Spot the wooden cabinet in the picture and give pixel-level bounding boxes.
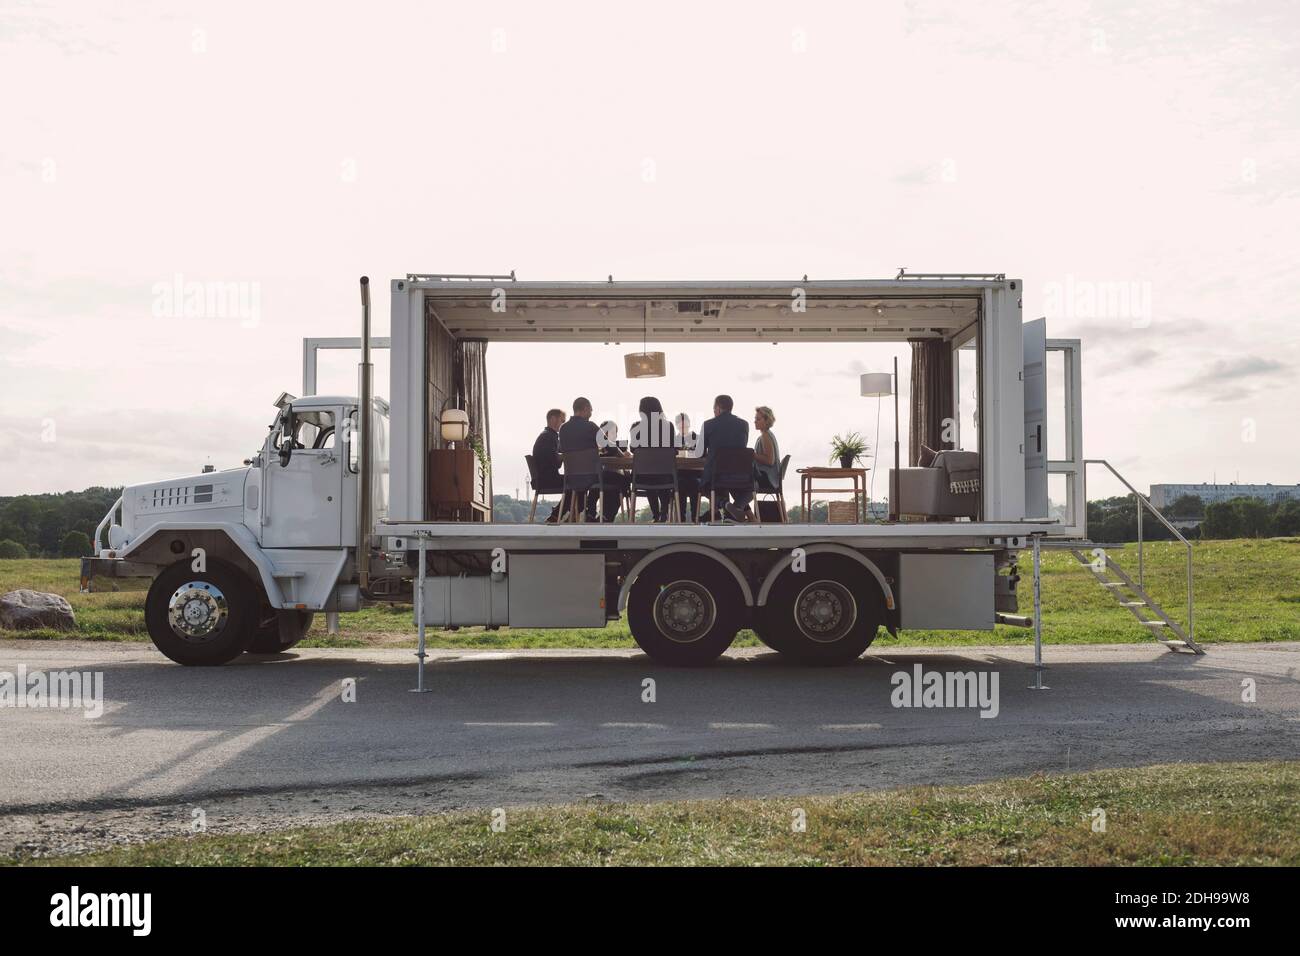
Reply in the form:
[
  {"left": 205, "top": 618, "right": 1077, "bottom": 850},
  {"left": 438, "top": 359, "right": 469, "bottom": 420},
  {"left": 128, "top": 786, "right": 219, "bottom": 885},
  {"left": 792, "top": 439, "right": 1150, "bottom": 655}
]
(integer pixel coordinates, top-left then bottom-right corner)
[{"left": 428, "top": 448, "right": 490, "bottom": 521}]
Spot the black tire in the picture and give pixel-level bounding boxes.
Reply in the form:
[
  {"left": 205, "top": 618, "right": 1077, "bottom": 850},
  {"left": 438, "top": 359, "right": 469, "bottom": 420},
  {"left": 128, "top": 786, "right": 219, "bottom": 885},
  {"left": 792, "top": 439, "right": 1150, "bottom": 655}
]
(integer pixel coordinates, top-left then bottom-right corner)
[
  {"left": 144, "top": 559, "right": 258, "bottom": 665},
  {"left": 247, "top": 609, "right": 314, "bottom": 654},
  {"left": 749, "top": 615, "right": 797, "bottom": 655},
  {"left": 627, "top": 556, "right": 742, "bottom": 666},
  {"left": 757, "top": 555, "right": 884, "bottom": 665}
]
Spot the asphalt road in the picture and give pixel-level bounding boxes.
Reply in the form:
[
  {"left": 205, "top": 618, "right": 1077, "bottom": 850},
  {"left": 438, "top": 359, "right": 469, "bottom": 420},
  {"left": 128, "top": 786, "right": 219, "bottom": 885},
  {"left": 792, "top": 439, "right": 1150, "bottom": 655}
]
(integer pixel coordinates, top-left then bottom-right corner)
[{"left": 2, "top": 640, "right": 1298, "bottom": 855}]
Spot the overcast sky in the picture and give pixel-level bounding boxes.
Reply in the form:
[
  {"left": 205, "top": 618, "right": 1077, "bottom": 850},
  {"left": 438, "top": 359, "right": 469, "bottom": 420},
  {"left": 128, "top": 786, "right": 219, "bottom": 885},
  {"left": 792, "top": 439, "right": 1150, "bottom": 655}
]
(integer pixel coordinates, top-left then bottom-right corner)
[{"left": 2, "top": 0, "right": 1297, "bottom": 503}]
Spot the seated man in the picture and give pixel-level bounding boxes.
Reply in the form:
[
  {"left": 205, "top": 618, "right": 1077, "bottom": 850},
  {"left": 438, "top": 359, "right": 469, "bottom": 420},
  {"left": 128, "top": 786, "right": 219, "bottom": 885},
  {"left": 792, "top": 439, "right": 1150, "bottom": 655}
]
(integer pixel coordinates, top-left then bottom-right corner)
[
  {"left": 532, "top": 408, "right": 566, "bottom": 522},
  {"left": 558, "top": 397, "right": 622, "bottom": 522},
  {"left": 699, "top": 393, "right": 751, "bottom": 522}
]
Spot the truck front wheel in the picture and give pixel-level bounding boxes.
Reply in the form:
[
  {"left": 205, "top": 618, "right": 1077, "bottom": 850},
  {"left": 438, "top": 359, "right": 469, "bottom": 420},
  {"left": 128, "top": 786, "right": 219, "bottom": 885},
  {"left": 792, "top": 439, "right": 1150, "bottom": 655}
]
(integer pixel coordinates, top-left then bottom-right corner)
[
  {"left": 145, "top": 559, "right": 258, "bottom": 665},
  {"left": 627, "top": 557, "right": 742, "bottom": 666}
]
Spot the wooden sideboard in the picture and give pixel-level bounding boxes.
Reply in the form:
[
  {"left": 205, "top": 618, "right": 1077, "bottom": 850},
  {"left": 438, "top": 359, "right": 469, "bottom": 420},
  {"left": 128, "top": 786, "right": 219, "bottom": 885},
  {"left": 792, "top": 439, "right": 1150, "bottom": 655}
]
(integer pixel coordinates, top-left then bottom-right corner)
[{"left": 428, "top": 448, "right": 490, "bottom": 521}]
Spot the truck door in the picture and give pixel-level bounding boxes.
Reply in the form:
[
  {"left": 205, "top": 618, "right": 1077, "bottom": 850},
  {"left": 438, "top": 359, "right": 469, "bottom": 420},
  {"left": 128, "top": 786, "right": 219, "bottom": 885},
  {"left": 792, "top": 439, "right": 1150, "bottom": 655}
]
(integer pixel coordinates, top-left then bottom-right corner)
[
  {"left": 1023, "top": 317, "right": 1049, "bottom": 519},
  {"left": 262, "top": 406, "right": 344, "bottom": 548},
  {"left": 1046, "top": 336, "right": 1085, "bottom": 537}
]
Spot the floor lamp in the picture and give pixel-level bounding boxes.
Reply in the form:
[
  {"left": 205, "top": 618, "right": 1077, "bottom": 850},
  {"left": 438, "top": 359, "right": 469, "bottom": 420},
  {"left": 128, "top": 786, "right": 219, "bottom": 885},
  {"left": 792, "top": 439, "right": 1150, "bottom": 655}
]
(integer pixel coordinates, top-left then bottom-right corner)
[{"left": 860, "top": 359, "right": 898, "bottom": 521}]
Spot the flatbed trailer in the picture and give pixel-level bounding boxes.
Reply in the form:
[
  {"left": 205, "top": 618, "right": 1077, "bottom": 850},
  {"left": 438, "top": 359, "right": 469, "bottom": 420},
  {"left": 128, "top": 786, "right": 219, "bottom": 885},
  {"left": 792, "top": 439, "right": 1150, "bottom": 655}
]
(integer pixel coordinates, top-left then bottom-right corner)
[{"left": 83, "top": 270, "right": 1201, "bottom": 671}]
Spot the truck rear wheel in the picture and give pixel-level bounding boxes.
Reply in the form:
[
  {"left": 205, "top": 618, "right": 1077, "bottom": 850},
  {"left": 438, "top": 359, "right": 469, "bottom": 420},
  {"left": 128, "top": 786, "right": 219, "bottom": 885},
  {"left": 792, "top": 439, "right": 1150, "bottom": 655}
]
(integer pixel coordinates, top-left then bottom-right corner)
[
  {"left": 145, "top": 559, "right": 257, "bottom": 665},
  {"left": 627, "top": 556, "right": 742, "bottom": 666},
  {"left": 248, "top": 609, "right": 314, "bottom": 654},
  {"left": 756, "top": 555, "right": 883, "bottom": 665}
]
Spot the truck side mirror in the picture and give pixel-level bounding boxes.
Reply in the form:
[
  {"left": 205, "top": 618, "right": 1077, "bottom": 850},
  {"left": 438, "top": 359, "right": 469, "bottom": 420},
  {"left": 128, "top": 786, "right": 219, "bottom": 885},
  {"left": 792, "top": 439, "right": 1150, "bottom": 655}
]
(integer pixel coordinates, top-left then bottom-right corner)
[{"left": 276, "top": 407, "right": 295, "bottom": 467}]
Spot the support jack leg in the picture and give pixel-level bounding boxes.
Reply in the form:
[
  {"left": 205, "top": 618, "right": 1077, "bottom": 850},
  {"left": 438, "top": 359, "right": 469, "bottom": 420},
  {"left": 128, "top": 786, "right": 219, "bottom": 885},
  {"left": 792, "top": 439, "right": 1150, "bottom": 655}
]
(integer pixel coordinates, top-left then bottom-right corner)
[
  {"left": 1028, "top": 534, "right": 1049, "bottom": 691},
  {"left": 411, "top": 536, "right": 431, "bottom": 693}
]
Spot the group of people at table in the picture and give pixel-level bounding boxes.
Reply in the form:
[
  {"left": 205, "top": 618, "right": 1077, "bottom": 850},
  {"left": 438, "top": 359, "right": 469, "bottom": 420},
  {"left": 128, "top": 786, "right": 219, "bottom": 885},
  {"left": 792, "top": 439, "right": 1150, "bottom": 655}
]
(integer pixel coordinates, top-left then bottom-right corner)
[{"left": 531, "top": 394, "right": 781, "bottom": 523}]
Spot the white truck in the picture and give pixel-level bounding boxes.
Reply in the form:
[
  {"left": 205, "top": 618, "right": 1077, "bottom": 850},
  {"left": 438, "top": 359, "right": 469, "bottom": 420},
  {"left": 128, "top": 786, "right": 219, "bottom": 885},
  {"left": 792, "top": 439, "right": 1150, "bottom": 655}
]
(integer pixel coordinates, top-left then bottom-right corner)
[{"left": 83, "top": 271, "right": 1199, "bottom": 669}]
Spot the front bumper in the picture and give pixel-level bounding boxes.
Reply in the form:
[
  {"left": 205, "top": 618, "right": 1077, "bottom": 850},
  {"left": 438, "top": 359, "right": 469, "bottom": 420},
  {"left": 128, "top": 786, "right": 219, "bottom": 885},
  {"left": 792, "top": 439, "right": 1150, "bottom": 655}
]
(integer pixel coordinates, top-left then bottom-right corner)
[{"left": 80, "top": 556, "right": 158, "bottom": 593}]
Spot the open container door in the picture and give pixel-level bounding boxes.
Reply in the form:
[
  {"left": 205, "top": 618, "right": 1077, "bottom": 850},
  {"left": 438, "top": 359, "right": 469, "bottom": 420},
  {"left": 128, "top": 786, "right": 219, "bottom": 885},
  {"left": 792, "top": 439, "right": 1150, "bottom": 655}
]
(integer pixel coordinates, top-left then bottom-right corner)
[
  {"left": 1022, "top": 317, "right": 1049, "bottom": 519},
  {"left": 1046, "top": 335, "right": 1085, "bottom": 537}
]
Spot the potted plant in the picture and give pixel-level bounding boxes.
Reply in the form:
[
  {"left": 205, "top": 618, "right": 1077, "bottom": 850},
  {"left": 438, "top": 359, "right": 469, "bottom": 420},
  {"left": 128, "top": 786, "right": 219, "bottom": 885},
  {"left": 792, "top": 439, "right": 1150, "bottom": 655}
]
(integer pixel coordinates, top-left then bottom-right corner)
[
  {"left": 468, "top": 433, "right": 491, "bottom": 475},
  {"left": 829, "top": 432, "right": 869, "bottom": 469}
]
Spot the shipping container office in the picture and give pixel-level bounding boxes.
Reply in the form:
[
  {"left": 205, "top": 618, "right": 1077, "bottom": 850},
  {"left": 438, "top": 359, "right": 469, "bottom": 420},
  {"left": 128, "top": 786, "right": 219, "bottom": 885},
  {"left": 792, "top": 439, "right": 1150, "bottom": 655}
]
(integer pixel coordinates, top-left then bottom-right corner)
[{"left": 373, "top": 273, "right": 1086, "bottom": 665}]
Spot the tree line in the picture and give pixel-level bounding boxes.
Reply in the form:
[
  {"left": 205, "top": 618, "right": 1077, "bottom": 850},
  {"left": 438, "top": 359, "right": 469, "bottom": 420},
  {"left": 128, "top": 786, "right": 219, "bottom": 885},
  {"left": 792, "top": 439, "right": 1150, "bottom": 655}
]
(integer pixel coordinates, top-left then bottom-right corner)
[
  {"left": 1089, "top": 493, "right": 1300, "bottom": 542},
  {"left": 0, "top": 487, "right": 121, "bottom": 558},
  {"left": 1, "top": 488, "right": 1295, "bottom": 559}
]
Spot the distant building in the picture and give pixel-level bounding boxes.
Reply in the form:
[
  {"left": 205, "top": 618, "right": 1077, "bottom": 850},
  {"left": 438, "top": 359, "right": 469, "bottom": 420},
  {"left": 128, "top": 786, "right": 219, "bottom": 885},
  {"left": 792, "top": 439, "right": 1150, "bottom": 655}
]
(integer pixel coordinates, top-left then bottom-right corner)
[{"left": 1149, "top": 483, "right": 1300, "bottom": 510}]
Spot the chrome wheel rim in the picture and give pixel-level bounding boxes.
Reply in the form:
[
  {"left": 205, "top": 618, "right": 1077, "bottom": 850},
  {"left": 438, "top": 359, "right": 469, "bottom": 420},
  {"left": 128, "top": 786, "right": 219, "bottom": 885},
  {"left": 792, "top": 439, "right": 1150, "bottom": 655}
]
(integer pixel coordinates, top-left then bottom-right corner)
[
  {"left": 168, "top": 581, "right": 229, "bottom": 642},
  {"left": 793, "top": 579, "right": 856, "bottom": 643},
  {"left": 653, "top": 580, "right": 716, "bottom": 643}
]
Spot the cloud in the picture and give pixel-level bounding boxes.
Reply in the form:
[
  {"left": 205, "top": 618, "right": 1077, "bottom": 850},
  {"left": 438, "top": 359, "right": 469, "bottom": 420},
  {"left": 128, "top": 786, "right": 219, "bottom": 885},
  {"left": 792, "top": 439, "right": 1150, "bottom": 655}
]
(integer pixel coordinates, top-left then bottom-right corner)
[
  {"left": 1059, "top": 317, "right": 1207, "bottom": 349},
  {"left": 1093, "top": 346, "right": 1159, "bottom": 377},
  {"left": 1207, "top": 386, "right": 1252, "bottom": 404},
  {"left": 1196, "top": 356, "right": 1288, "bottom": 384},
  {"left": 1176, "top": 355, "right": 1292, "bottom": 406}
]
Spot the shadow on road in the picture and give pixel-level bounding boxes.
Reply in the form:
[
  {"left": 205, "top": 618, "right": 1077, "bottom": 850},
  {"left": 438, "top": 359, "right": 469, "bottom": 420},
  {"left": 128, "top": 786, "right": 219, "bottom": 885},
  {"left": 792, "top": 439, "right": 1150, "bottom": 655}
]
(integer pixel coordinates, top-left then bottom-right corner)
[{"left": 2, "top": 643, "right": 1295, "bottom": 814}]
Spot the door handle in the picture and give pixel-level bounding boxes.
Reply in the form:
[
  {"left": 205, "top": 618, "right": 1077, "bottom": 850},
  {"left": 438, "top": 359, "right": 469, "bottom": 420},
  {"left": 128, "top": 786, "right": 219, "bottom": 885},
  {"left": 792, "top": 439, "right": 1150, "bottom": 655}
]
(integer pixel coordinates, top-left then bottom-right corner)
[{"left": 1036, "top": 425, "right": 1043, "bottom": 454}]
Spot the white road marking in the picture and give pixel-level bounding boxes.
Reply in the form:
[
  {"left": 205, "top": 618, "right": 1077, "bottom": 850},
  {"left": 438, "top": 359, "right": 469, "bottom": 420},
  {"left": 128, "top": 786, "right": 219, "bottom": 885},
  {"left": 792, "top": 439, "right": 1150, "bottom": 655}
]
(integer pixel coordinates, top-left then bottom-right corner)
[
  {"left": 820, "top": 723, "right": 883, "bottom": 730},
  {"left": 463, "top": 721, "right": 556, "bottom": 727},
  {"left": 601, "top": 722, "right": 669, "bottom": 729},
  {"left": 709, "top": 722, "right": 774, "bottom": 730}
]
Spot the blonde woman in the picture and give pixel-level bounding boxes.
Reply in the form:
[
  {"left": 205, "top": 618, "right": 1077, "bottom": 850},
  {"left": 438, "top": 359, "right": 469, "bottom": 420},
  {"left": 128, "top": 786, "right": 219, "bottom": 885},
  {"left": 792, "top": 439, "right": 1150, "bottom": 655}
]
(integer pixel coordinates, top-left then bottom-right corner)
[{"left": 752, "top": 406, "right": 781, "bottom": 496}]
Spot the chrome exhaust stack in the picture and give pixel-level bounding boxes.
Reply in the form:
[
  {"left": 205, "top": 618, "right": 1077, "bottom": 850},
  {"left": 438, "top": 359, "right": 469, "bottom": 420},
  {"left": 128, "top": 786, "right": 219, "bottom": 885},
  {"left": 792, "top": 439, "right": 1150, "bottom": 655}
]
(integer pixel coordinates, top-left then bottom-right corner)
[{"left": 357, "top": 276, "right": 373, "bottom": 591}]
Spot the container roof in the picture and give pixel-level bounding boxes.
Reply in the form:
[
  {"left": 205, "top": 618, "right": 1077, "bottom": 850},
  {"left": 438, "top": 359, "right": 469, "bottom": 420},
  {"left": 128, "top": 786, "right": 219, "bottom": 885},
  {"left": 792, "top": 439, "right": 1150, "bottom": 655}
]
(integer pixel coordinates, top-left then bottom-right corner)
[{"left": 403, "top": 277, "right": 1010, "bottom": 343}]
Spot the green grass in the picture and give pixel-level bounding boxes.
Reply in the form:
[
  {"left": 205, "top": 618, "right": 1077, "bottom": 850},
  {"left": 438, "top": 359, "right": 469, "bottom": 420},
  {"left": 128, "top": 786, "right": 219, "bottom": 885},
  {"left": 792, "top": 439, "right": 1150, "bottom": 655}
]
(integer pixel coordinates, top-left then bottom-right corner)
[
  {"left": 3, "top": 537, "right": 1299, "bottom": 648},
  {"left": 22, "top": 761, "right": 1299, "bottom": 866}
]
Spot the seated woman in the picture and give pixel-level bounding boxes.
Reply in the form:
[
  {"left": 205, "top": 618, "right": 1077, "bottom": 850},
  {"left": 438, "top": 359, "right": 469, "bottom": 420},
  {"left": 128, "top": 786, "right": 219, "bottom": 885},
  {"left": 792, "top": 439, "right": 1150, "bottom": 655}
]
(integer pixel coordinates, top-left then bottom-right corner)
[
  {"left": 750, "top": 405, "right": 781, "bottom": 520},
  {"left": 628, "top": 396, "right": 676, "bottom": 522}
]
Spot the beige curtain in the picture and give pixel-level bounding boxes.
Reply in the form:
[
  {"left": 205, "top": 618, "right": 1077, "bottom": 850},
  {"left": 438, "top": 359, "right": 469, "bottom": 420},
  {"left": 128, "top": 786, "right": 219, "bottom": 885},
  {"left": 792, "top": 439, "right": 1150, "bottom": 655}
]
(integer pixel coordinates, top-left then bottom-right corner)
[{"left": 454, "top": 338, "right": 491, "bottom": 500}]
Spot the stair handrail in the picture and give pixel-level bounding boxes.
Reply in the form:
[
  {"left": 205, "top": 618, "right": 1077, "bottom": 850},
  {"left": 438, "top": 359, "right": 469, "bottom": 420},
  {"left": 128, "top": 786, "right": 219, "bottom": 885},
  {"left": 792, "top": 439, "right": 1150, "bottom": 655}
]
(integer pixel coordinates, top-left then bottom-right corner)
[{"left": 1084, "top": 459, "right": 1194, "bottom": 644}]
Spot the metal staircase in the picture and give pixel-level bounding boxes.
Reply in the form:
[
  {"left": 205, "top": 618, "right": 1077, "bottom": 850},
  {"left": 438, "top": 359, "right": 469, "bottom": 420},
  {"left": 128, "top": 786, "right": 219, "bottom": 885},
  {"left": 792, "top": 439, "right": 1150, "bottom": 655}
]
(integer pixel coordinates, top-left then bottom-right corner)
[
  {"left": 1074, "top": 459, "right": 1203, "bottom": 655},
  {"left": 1068, "top": 548, "right": 1202, "bottom": 654}
]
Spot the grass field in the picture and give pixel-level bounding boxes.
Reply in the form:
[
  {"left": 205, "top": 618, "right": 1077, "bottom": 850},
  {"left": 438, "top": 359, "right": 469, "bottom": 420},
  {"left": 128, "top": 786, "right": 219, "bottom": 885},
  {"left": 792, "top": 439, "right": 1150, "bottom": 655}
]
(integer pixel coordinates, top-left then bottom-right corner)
[
  {"left": 24, "top": 761, "right": 1299, "bottom": 866},
  {"left": 2, "top": 537, "right": 1298, "bottom": 649}
]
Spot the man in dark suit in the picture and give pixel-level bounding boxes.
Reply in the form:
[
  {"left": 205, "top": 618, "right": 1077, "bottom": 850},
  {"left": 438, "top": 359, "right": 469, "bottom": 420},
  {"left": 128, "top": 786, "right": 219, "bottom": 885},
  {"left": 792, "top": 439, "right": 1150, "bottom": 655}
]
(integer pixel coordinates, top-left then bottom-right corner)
[
  {"left": 532, "top": 408, "right": 566, "bottom": 522},
  {"left": 558, "top": 396, "right": 620, "bottom": 521},
  {"left": 699, "top": 394, "right": 750, "bottom": 521}
]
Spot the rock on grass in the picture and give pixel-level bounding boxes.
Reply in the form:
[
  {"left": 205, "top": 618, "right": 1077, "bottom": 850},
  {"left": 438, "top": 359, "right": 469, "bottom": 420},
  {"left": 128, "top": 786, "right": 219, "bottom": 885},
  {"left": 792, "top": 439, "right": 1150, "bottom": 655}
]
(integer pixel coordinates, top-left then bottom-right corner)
[{"left": 0, "top": 589, "right": 76, "bottom": 631}]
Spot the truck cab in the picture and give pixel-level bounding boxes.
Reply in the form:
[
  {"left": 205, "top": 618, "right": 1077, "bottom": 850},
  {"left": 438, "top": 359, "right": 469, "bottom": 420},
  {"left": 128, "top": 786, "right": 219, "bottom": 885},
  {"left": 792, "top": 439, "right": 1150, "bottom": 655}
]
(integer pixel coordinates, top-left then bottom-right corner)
[
  {"left": 84, "top": 394, "right": 388, "bottom": 665},
  {"left": 253, "top": 396, "right": 361, "bottom": 549}
]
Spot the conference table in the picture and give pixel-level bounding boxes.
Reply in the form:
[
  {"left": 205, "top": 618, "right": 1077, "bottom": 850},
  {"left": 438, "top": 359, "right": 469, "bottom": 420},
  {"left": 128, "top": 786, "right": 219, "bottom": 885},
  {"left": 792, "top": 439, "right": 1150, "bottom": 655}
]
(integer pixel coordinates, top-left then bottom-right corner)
[
  {"left": 555, "top": 451, "right": 705, "bottom": 522},
  {"left": 558, "top": 451, "right": 705, "bottom": 472}
]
